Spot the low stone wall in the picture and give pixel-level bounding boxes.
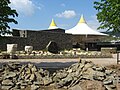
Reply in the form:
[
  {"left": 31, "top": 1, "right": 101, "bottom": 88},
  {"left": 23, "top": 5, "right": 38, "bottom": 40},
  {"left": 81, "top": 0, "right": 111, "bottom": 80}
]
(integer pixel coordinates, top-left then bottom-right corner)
[{"left": 101, "top": 47, "right": 117, "bottom": 53}]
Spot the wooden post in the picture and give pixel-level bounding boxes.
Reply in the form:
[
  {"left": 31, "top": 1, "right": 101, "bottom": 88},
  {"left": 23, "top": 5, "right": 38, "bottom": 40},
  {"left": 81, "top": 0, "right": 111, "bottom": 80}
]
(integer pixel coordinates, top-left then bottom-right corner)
[{"left": 117, "top": 52, "right": 119, "bottom": 64}]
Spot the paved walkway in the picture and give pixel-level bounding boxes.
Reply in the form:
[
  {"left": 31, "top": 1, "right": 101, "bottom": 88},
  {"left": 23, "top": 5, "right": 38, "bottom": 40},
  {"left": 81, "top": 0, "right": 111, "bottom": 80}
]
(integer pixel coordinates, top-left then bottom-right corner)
[
  {"left": 0, "top": 54, "right": 119, "bottom": 67},
  {"left": 81, "top": 54, "right": 118, "bottom": 66}
]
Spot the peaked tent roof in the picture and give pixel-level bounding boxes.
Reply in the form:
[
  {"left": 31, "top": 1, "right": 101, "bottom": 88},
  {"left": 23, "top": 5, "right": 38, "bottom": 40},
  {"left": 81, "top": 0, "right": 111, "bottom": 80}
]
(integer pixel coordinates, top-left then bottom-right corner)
[
  {"left": 48, "top": 19, "right": 59, "bottom": 29},
  {"left": 65, "top": 15, "right": 107, "bottom": 36}
]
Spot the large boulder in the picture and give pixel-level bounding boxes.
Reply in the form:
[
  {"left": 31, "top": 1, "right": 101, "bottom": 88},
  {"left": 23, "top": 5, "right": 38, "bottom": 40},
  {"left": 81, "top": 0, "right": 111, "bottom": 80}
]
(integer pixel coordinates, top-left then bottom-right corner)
[
  {"left": 46, "top": 41, "right": 59, "bottom": 54},
  {"left": 79, "top": 80, "right": 105, "bottom": 90}
]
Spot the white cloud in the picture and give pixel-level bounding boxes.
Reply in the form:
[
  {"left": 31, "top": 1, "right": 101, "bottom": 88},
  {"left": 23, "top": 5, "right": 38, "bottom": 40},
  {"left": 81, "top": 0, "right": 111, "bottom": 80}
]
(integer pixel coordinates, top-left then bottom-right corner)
[
  {"left": 10, "top": 0, "right": 35, "bottom": 16},
  {"left": 35, "top": 3, "right": 44, "bottom": 10},
  {"left": 37, "top": 7, "right": 41, "bottom": 10},
  {"left": 55, "top": 10, "right": 76, "bottom": 19},
  {"left": 61, "top": 3, "right": 65, "bottom": 7}
]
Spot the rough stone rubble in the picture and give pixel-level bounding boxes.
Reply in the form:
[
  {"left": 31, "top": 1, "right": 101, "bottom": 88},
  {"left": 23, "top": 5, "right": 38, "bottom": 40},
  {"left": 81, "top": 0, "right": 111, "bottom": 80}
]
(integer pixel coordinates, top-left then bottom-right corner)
[
  {"left": 0, "top": 62, "right": 51, "bottom": 90},
  {"left": 0, "top": 60, "right": 119, "bottom": 90}
]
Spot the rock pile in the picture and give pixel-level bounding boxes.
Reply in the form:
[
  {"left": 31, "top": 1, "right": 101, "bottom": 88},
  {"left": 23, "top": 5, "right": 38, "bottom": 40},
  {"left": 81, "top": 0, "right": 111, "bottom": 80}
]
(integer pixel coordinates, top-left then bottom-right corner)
[
  {"left": 0, "top": 60, "right": 119, "bottom": 90},
  {"left": 52, "top": 60, "right": 118, "bottom": 89},
  {"left": 0, "top": 62, "right": 52, "bottom": 90}
]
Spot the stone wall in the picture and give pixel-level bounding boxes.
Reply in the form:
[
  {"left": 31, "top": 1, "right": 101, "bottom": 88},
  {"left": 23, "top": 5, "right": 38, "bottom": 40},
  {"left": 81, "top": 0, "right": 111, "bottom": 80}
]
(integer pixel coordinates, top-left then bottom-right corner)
[
  {"left": 0, "top": 29, "right": 72, "bottom": 51},
  {"left": 26, "top": 30, "right": 72, "bottom": 50},
  {"left": 0, "top": 36, "right": 27, "bottom": 51}
]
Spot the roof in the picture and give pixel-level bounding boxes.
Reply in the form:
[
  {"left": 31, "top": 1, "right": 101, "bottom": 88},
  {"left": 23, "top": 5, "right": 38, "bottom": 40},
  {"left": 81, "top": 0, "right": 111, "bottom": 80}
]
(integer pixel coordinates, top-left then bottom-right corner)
[
  {"left": 65, "top": 15, "right": 107, "bottom": 36},
  {"left": 48, "top": 19, "right": 58, "bottom": 29}
]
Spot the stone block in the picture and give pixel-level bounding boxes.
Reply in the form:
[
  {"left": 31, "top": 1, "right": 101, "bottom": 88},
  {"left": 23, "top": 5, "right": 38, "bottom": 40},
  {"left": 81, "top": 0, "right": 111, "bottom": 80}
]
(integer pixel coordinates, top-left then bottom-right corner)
[
  {"left": 7, "top": 44, "right": 17, "bottom": 54},
  {"left": 25, "top": 46, "right": 33, "bottom": 54}
]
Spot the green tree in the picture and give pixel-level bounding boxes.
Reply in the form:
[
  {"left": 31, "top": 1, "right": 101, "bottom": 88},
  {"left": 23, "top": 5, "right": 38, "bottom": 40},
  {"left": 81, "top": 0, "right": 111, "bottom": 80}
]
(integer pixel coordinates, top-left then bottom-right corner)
[
  {"left": 0, "top": 0, "right": 18, "bottom": 36},
  {"left": 94, "top": 0, "right": 120, "bottom": 33}
]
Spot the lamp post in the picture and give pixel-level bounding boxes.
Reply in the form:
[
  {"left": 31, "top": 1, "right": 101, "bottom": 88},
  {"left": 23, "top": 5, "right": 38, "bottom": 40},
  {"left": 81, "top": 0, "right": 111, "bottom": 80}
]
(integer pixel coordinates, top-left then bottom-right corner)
[{"left": 85, "top": 34, "right": 88, "bottom": 51}]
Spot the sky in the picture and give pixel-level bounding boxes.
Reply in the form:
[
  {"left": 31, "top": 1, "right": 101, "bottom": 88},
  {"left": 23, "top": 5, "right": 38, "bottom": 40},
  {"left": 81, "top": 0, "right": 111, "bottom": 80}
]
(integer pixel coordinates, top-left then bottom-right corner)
[{"left": 9, "top": 0, "right": 103, "bottom": 31}]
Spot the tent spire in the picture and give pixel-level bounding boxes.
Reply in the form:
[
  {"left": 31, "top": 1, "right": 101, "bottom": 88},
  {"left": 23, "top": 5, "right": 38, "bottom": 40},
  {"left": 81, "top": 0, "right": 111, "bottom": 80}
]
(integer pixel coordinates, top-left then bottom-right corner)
[
  {"left": 78, "top": 14, "right": 86, "bottom": 24},
  {"left": 49, "top": 19, "right": 57, "bottom": 27},
  {"left": 48, "top": 19, "right": 58, "bottom": 29}
]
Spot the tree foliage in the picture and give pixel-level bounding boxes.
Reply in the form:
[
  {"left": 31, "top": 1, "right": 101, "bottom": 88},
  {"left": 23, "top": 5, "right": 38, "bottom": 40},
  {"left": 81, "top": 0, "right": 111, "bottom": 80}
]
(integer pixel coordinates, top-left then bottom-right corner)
[
  {"left": 0, "top": 0, "right": 18, "bottom": 35},
  {"left": 94, "top": 0, "right": 120, "bottom": 33}
]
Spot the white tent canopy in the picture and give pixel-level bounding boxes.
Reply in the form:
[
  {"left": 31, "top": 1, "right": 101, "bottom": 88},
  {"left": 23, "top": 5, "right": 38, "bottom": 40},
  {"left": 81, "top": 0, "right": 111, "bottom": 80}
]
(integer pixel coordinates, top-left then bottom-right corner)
[{"left": 65, "top": 15, "right": 107, "bottom": 36}]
